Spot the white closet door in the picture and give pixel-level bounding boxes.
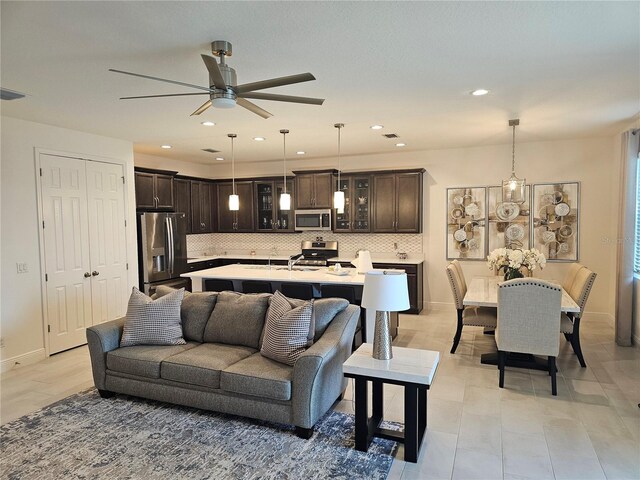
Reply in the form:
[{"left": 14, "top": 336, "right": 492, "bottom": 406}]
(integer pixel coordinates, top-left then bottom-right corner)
[
  {"left": 86, "top": 161, "right": 129, "bottom": 324},
  {"left": 40, "top": 154, "right": 93, "bottom": 353}
]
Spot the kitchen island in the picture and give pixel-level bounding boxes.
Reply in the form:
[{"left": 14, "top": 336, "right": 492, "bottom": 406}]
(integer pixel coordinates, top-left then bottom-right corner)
[{"left": 182, "top": 264, "right": 399, "bottom": 342}]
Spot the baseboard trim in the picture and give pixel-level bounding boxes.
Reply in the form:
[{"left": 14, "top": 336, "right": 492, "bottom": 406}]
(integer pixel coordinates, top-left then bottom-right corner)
[{"left": 0, "top": 348, "right": 47, "bottom": 373}]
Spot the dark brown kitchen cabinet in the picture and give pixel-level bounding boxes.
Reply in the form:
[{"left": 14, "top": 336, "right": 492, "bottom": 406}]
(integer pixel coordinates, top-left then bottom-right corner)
[
  {"left": 217, "top": 181, "right": 255, "bottom": 232},
  {"left": 173, "top": 179, "right": 192, "bottom": 232},
  {"left": 255, "top": 179, "right": 295, "bottom": 232},
  {"left": 293, "top": 170, "right": 335, "bottom": 209},
  {"left": 135, "top": 170, "right": 175, "bottom": 211},
  {"left": 334, "top": 175, "right": 371, "bottom": 232},
  {"left": 372, "top": 171, "right": 422, "bottom": 233},
  {"left": 191, "top": 181, "right": 216, "bottom": 233},
  {"left": 372, "top": 262, "right": 423, "bottom": 314}
]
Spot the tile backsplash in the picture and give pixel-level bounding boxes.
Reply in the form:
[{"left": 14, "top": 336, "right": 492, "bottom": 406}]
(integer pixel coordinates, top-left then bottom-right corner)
[{"left": 187, "top": 232, "right": 423, "bottom": 257}]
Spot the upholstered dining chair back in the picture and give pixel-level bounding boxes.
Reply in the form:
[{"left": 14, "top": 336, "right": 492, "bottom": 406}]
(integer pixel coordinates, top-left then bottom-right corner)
[
  {"left": 451, "top": 259, "right": 467, "bottom": 291},
  {"left": 568, "top": 268, "right": 597, "bottom": 317},
  {"left": 496, "top": 279, "right": 561, "bottom": 357},
  {"left": 446, "top": 263, "right": 466, "bottom": 310},
  {"left": 562, "top": 263, "right": 585, "bottom": 293}
]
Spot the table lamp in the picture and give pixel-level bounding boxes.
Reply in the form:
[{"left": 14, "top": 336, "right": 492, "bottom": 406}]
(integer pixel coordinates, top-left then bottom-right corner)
[{"left": 361, "top": 270, "right": 410, "bottom": 360}]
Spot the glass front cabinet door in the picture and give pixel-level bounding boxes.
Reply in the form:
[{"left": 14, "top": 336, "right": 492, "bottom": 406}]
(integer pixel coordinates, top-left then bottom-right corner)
[
  {"left": 255, "top": 180, "right": 295, "bottom": 232},
  {"left": 334, "top": 177, "right": 352, "bottom": 232},
  {"left": 352, "top": 175, "right": 371, "bottom": 232}
]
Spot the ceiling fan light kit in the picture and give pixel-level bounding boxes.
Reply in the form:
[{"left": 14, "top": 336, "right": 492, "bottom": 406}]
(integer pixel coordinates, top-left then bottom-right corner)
[
  {"left": 110, "top": 40, "right": 324, "bottom": 119},
  {"left": 502, "top": 119, "right": 526, "bottom": 204}
]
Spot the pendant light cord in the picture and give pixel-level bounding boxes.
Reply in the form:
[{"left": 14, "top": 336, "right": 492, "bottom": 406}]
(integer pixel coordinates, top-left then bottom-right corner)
[
  {"left": 283, "top": 132, "right": 287, "bottom": 194},
  {"left": 511, "top": 123, "right": 516, "bottom": 175},
  {"left": 231, "top": 136, "right": 235, "bottom": 195},
  {"left": 335, "top": 123, "right": 343, "bottom": 186}
]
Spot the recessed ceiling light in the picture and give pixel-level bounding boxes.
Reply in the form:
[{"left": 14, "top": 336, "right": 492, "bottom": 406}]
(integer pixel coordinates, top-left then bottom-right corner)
[
  {"left": 370, "top": 125, "right": 384, "bottom": 130},
  {"left": 161, "top": 145, "right": 172, "bottom": 149},
  {"left": 471, "top": 89, "right": 489, "bottom": 96},
  {"left": 215, "top": 157, "right": 224, "bottom": 161},
  {"left": 296, "top": 151, "right": 305, "bottom": 155},
  {"left": 253, "top": 137, "right": 265, "bottom": 141},
  {"left": 395, "top": 143, "right": 406, "bottom": 147},
  {"left": 201, "top": 121, "right": 216, "bottom": 126}
]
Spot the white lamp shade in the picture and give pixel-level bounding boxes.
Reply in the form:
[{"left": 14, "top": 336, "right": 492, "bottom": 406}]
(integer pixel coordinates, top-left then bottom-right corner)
[
  {"left": 229, "top": 194, "right": 239, "bottom": 211},
  {"left": 351, "top": 250, "right": 373, "bottom": 273},
  {"left": 361, "top": 270, "right": 410, "bottom": 312},
  {"left": 333, "top": 190, "right": 345, "bottom": 212},
  {"left": 212, "top": 97, "right": 236, "bottom": 109},
  {"left": 279, "top": 192, "right": 291, "bottom": 211}
]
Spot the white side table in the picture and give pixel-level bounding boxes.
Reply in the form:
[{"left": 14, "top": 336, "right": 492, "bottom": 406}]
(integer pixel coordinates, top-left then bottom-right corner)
[{"left": 342, "top": 343, "right": 439, "bottom": 463}]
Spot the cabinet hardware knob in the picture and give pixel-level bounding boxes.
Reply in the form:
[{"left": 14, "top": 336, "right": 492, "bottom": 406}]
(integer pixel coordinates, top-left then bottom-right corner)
[
  {"left": 84, "top": 272, "right": 91, "bottom": 278},
  {"left": 91, "top": 271, "right": 100, "bottom": 276}
]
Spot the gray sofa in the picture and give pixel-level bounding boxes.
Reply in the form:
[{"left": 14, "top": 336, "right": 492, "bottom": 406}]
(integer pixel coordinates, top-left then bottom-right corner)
[{"left": 86, "top": 290, "right": 359, "bottom": 438}]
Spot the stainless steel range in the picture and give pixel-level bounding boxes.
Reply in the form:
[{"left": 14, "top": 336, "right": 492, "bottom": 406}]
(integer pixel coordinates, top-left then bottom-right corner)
[{"left": 296, "top": 240, "right": 338, "bottom": 266}]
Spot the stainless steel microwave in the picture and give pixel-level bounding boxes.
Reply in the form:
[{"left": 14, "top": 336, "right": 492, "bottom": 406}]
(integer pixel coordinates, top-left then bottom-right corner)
[{"left": 294, "top": 209, "right": 332, "bottom": 231}]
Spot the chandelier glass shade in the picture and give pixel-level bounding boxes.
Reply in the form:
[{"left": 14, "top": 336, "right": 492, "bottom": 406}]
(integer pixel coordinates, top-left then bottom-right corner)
[{"left": 502, "top": 119, "right": 526, "bottom": 204}]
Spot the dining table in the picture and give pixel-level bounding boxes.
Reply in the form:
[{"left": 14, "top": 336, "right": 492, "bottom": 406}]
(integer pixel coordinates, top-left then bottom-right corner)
[{"left": 463, "top": 276, "right": 580, "bottom": 370}]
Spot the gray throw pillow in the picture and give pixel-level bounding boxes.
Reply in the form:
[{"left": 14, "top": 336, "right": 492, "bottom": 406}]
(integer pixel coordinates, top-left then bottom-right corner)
[
  {"left": 261, "top": 291, "right": 314, "bottom": 366},
  {"left": 155, "top": 286, "right": 218, "bottom": 343},
  {"left": 120, "top": 287, "right": 185, "bottom": 347},
  {"left": 203, "top": 291, "right": 271, "bottom": 349},
  {"left": 312, "top": 298, "right": 349, "bottom": 340}
]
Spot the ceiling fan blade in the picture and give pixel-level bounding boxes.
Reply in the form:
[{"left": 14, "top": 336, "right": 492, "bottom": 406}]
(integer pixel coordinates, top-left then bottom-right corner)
[
  {"left": 190, "top": 100, "right": 212, "bottom": 116},
  {"left": 236, "top": 97, "right": 272, "bottom": 119},
  {"left": 238, "top": 92, "right": 324, "bottom": 105},
  {"left": 120, "top": 92, "right": 210, "bottom": 100},
  {"left": 234, "top": 73, "right": 316, "bottom": 93},
  {"left": 109, "top": 69, "right": 213, "bottom": 93},
  {"left": 200, "top": 55, "right": 227, "bottom": 90}
]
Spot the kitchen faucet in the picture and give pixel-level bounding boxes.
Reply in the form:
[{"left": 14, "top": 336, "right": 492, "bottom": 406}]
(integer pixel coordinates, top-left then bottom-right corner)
[{"left": 288, "top": 253, "right": 304, "bottom": 271}]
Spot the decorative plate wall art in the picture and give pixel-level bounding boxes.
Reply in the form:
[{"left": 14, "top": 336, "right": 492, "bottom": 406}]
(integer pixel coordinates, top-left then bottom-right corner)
[
  {"left": 532, "top": 182, "right": 580, "bottom": 261},
  {"left": 446, "top": 187, "right": 486, "bottom": 260},
  {"left": 487, "top": 185, "right": 531, "bottom": 252}
]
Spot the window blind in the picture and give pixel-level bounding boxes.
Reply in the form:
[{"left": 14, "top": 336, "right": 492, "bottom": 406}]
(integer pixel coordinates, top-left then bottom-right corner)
[{"left": 635, "top": 156, "right": 640, "bottom": 273}]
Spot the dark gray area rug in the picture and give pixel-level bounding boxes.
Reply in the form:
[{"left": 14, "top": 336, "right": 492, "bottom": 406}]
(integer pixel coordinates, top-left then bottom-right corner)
[{"left": 1, "top": 389, "right": 398, "bottom": 479}]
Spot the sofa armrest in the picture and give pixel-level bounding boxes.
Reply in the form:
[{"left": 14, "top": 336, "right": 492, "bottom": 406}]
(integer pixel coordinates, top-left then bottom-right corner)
[
  {"left": 86, "top": 317, "right": 126, "bottom": 390},
  {"left": 292, "top": 304, "right": 359, "bottom": 428}
]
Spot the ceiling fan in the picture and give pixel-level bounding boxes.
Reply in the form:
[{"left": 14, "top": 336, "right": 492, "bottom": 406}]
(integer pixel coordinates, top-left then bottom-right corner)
[{"left": 109, "top": 41, "right": 324, "bottom": 119}]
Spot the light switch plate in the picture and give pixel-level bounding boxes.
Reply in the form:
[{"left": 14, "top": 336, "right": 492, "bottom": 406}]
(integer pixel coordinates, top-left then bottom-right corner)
[{"left": 16, "top": 262, "right": 28, "bottom": 274}]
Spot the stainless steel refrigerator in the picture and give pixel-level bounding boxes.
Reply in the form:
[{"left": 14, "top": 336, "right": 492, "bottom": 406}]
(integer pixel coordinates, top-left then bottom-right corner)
[{"left": 137, "top": 212, "right": 189, "bottom": 296}]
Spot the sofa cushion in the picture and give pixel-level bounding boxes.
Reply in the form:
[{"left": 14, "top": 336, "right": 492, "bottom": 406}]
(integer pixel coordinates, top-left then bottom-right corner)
[
  {"left": 107, "top": 343, "right": 197, "bottom": 379},
  {"left": 161, "top": 343, "right": 256, "bottom": 389},
  {"left": 312, "top": 298, "right": 349, "bottom": 341},
  {"left": 220, "top": 352, "right": 293, "bottom": 401},
  {"left": 121, "top": 287, "right": 186, "bottom": 347},
  {"left": 261, "top": 291, "right": 314, "bottom": 366},
  {"left": 156, "top": 286, "right": 218, "bottom": 343},
  {"left": 203, "top": 292, "right": 271, "bottom": 349}
]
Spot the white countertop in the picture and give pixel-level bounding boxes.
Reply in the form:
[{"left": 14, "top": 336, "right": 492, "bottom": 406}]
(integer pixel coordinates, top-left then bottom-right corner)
[
  {"left": 182, "top": 263, "right": 368, "bottom": 286},
  {"left": 343, "top": 343, "right": 439, "bottom": 385},
  {"left": 187, "top": 253, "right": 424, "bottom": 265}
]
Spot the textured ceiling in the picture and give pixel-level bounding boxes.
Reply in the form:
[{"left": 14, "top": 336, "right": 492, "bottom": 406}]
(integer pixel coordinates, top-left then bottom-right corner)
[{"left": 1, "top": 1, "right": 639, "bottom": 165}]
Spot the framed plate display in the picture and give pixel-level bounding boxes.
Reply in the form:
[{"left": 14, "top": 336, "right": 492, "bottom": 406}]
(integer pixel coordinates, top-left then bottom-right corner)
[
  {"left": 487, "top": 185, "right": 531, "bottom": 253},
  {"left": 446, "top": 187, "right": 486, "bottom": 260},
  {"left": 532, "top": 182, "right": 580, "bottom": 261}
]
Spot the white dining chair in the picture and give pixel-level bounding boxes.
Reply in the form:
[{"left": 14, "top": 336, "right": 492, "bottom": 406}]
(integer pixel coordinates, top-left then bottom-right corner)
[
  {"left": 562, "top": 267, "right": 596, "bottom": 367},
  {"left": 497, "top": 279, "right": 561, "bottom": 395},
  {"left": 446, "top": 263, "right": 497, "bottom": 354}
]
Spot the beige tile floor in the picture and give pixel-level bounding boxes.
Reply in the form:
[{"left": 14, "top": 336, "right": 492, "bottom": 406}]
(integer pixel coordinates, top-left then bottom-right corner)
[{"left": 1, "top": 309, "right": 639, "bottom": 479}]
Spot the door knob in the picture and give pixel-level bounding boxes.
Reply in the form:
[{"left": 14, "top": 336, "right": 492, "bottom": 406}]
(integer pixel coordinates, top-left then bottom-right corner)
[
  {"left": 91, "top": 271, "right": 100, "bottom": 276},
  {"left": 84, "top": 272, "right": 91, "bottom": 278}
]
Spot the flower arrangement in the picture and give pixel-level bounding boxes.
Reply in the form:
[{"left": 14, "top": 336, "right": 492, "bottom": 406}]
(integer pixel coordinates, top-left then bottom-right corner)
[{"left": 487, "top": 248, "right": 547, "bottom": 280}]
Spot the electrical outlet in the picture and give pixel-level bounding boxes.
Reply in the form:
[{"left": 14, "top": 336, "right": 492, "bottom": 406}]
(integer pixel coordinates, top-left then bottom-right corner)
[{"left": 16, "top": 262, "right": 28, "bottom": 274}]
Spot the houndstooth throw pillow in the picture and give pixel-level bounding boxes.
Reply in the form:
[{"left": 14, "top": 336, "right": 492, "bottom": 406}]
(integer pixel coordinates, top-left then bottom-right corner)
[
  {"left": 120, "top": 287, "right": 186, "bottom": 347},
  {"left": 260, "top": 291, "right": 314, "bottom": 366}
]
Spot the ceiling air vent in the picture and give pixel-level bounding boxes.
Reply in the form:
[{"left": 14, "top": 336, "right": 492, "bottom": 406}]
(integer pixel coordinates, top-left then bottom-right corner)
[
  {"left": 382, "top": 133, "right": 399, "bottom": 139},
  {"left": 202, "top": 148, "right": 221, "bottom": 154}
]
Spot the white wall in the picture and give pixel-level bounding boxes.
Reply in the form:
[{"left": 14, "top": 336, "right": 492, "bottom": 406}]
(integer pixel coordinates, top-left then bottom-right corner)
[
  {"left": 138, "top": 136, "right": 619, "bottom": 317},
  {"left": 1, "top": 116, "right": 137, "bottom": 368}
]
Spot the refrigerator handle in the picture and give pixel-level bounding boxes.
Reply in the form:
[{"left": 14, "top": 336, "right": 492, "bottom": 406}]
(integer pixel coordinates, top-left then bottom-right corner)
[{"left": 165, "top": 216, "right": 174, "bottom": 275}]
